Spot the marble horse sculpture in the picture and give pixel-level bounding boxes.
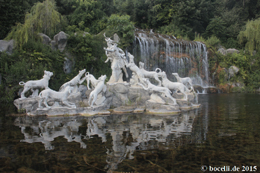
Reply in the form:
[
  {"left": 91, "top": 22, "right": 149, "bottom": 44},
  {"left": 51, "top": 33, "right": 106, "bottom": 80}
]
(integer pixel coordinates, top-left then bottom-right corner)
[
  {"left": 161, "top": 72, "right": 189, "bottom": 100},
  {"left": 88, "top": 75, "right": 107, "bottom": 107},
  {"left": 103, "top": 35, "right": 128, "bottom": 83},
  {"left": 19, "top": 70, "right": 53, "bottom": 99},
  {"left": 172, "top": 73, "right": 194, "bottom": 91},
  {"left": 59, "top": 69, "right": 86, "bottom": 92},
  {"left": 138, "top": 78, "right": 177, "bottom": 105},
  {"left": 38, "top": 86, "right": 76, "bottom": 109}
]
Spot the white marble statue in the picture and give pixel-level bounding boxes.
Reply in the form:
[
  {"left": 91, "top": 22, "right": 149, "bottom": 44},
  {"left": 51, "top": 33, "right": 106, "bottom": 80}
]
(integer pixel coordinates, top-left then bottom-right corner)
[
  {"left": 138, "top": 78, "right": 177, "bottom": 105},
  {"left": 139, "top": 62, "right": 163, "bottom": 86},
  {"left": 59, "top": 69, "right": 86, "bottom": 92},
  {"left": 103, "top": 34, "right": 128, "bottom": 83},
  {"left": 85, "top": 72, "right": 102, "bottom": 90},
  {"left": 19, "top": 70, "right": 53, "bottom": 99},
  {"left": 161, "top": 72, "right": 190, "bottom": 100},
  {"left": 38, "top": 86, "right": 76, "bottom": 109},
  {"left": 125, "top": 53, "right": 145, "bottom": 84},
  {"left": 88, "top": 75, "right": 107, "bottom": 107},
  {"left": 172, "top": 73, "right": 194, "bottom": 91}
]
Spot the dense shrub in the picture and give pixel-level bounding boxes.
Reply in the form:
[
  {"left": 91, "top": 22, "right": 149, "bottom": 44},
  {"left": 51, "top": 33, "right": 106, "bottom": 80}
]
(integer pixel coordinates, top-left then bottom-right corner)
[{"left": 0, "top": 39, "right": 66, "bottom": 102}]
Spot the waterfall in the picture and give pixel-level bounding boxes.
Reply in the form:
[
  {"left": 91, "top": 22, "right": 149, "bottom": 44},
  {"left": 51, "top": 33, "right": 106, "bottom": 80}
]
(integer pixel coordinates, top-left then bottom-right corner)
[{"left": 132, "top": 29, "right": 210, "bottom": 86}]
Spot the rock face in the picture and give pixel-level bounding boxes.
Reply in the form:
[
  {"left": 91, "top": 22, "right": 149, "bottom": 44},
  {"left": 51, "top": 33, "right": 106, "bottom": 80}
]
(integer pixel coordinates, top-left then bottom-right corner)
[
  {"left": 38, "top": 33, "right": 51, "bottom": 45},
  {"left": 218, "top": 48, "right": 240, "bottom": 56},
  {"left": 105, "top": 84, "right": 150, "bottom": 107},
  {"left": 231, "top": 82, "right": 244, "bottom": 88},
  {"left": 113, "top": 33, "right": 120, "bottom": 43},
  {"left": 53, "top": 31, "right": 68, "bottom": 52},
  {"left": 226, "top": 48, "right": 239, "bottom": 54},
  {"left": 14, "top": 98, "right": 39, "bottom": 113},
  {"left": 104, "top": 83, "right": 199, "bottom": 113},
  {"left": 0, "top": 39, "right": 14, "bottom": 54},
  {"left": 218, "top": 48, "right": 227, "bottom": 56},
  {"left": 228, "top": 66, "right": 239, "bottom": 78},
  {"left": 38, "top": 31, "right": 68, "bottom": 52},
  {"left": 78, "top": 85, "right": 88, "bottom": 98},
  {"left": 230, "top": 82, "right": 245, "bottom": 92},
  {"left": 63, "top": 57, "right": 73, "bottom": 74}
]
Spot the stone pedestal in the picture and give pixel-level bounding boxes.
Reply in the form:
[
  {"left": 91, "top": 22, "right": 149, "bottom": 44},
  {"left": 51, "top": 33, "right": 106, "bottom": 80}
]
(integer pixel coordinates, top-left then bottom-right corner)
[
  {"left": 14, "top": 97, "right": 39, "bottom": 113},
  {"left": 145, "top": 100, "right": 180, "bottom": 115},
  {"left": 14, "top": 83, "right": 200, "bottom": 116}
]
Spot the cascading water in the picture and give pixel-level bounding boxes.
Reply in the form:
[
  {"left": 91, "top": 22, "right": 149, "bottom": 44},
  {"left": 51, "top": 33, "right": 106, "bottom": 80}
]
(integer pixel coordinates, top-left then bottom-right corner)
[{"left": 132, "top": 29, "right": 210, "bottom": 87}]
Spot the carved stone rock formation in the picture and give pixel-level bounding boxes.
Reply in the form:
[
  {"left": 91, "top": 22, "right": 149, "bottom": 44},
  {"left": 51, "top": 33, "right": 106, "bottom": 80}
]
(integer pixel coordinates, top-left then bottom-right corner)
[
  {"left": 0, "top": 39, "right": 15, "bottom": 54},
  {"left": 53, "top": 31, "right": 68, "bottom": 52},
  {"left": 38, "top": 33, "right": 51, "bottom": 45}
]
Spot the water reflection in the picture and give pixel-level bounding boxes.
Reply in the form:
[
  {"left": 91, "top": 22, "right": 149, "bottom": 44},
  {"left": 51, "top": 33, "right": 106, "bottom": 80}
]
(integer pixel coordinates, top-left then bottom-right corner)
[{"left": 14, "top": 110, "right": 202, "bottom": 171}]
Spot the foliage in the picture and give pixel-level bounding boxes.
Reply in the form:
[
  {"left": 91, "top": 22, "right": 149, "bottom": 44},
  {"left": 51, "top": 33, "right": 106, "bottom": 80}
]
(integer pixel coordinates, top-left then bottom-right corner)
[
  {"left": 238, "top": 18, "right": 260, "bottom": 54},
  {"left": 172, "top": 0, "right": 216, "bottom": 39},
  {"left": 216, "top": 52, "right": 260, "bottom": 89},
  {"left": 206, "top": 36, "right": 221, "bottom": 48},
  {"left": 0, "top": 0, "right": 45, "bottom": 39},
  {"left": 204, "top": 17, "right": 226, "bottom": 41},
  {"left": 2, "top": 0, "right": 260, "bottom": 101},
  {"left": 68, "top": 0, "right": 107, "bottom": 34},
  {"left": 0, "top": 0, "right": 26, "bottom": 39},
  {"left": 194, "top": 34, "right": 221, "bottom": 49},
  {"left": 5, "top": 0, "right": 64, "bottom": 48},
  {"left": 106, "top": 14, "right": 135, "bottom": 49},
  {"left": 158, "top": 23, "right": 187, "bottom": 39},
  {"left": 56, "top": 0, "right": 77, "bottom": 16},
  {"left": 66, "top": 30, "right": 111, "bottom": 78},
  {"left": 0, "top": 39, "right": 66, "bottom": 102},
  {"left": 194, "top": 34, "right": 206, "bottom": 43}
]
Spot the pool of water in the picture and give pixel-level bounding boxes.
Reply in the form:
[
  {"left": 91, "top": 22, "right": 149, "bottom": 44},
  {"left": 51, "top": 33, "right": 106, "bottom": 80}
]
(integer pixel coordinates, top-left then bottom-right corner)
[{"left": 0, "top": 93, "right": 260, "bottom": 173}]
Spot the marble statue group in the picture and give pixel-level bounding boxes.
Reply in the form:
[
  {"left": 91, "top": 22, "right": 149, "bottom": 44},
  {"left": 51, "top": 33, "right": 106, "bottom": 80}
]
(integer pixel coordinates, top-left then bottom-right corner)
[{"left": 14, "top": 33, "right": 199, "bottom": 116}]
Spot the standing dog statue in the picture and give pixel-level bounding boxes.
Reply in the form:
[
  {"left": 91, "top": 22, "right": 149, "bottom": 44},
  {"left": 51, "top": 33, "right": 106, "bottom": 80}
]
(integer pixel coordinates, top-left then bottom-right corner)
[
  {"left": 19, "top": 70, "right": 53, "bottom": 99},
  {"left": 85, "top": 72, "right": 102, "bottom": 90},
  {"left": 88, "top": 75, "right": 107, "bottom": 107},
  {"left": 139, "top": 62, "right": 163, "bottom": 86},
  {"left": 161, "top": 72, "right": 190, "bottom": 100},
  {"left": 172, "top": 73, "right": 194, "bottom": 91},
  {"left": 125, "top": 53, "right": 145, "bottom": 84},
  {"left": 59, "top": 69, "right": 86, "bottom": 92}
]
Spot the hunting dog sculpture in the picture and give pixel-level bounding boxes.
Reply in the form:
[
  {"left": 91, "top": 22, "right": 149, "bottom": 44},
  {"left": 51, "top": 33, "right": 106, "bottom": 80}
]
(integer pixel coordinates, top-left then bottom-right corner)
[{"left": 19, "top": 70, "right": 53, "bottom": 99}]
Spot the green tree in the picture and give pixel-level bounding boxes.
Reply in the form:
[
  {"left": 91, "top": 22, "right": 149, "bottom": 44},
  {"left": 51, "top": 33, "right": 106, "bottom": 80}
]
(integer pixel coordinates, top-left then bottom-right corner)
[
  {"left": 238, "top": 18, "right": 260, "bottom": 54},
  {"left": 174, "top": 0, "right": 216, "bottom": 39},
  {"left": 56, "top": 0, "right": 78, "bottom": 16},
  {"left": 69, "top": 0, "right": 106, "bottom": 34},
  {"left": 0, "top": 0, "right": 27, "bottom": 39},
  {"left": 204, "top": 17, "right": 226, "bottom": 41},
  {"left": 6, "top": 0, "right": 64, "bottom": 48},
  {"left": 106, "top": 14, "right": 135, "bottom": 49}
]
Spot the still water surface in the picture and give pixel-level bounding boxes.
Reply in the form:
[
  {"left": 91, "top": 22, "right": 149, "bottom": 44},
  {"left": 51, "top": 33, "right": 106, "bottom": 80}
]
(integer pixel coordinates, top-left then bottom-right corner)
[{"left": 0, "top": 94, "right": 260, "bottom": 173}]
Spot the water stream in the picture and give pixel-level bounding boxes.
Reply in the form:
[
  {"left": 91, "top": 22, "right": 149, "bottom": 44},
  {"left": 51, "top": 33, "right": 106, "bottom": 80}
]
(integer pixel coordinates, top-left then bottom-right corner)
[{"left": 132, "top": 29, "right": 210, "bottom": 87}]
